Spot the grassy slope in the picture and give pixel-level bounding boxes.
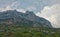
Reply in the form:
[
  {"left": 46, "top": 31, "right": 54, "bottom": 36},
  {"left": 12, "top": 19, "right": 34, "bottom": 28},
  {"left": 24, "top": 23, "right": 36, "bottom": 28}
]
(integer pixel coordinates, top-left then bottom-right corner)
[{"left": 0, "top": 24, "right": 60, "bottom": 37}]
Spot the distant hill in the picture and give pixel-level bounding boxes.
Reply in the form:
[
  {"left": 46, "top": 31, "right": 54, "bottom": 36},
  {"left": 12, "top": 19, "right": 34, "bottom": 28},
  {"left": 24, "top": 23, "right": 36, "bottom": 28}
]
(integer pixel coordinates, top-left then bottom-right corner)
[{"left": 0, "top": 10, "right": 52, "bottom": 28}]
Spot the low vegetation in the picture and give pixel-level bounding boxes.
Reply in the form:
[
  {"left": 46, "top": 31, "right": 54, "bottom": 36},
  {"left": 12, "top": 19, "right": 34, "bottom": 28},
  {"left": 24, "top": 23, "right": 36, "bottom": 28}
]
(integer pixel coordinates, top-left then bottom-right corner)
[{"left": 0, "top": 24, "right": 60, "bottom": 37}]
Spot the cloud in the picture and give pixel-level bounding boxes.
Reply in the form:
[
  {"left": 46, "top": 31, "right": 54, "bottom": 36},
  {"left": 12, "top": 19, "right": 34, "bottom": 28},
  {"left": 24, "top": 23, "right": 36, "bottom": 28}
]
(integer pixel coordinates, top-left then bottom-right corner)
[
  {"left": 16, "top": 9, "right": 26, "bottom": 13},
  {"left": 42, "top": 0, "right": 60, "bottom": 5},
  {"left": 36, "top": 4, "right": 60, "bottom": 28},
  {"left": 26, "top": 6, "right": 36, "bottom": 11},
  {"left": 0, "top": 6, "right": 12, "bottom": 11},
  {"left": 0, "top": 1, "right": 21, "bottom": 12},
  {"left": 0, "top": 1, "right": 26, "bottom": 13},
  {"left": 0, "top": 0, "right": 60, "bottom": 12}
]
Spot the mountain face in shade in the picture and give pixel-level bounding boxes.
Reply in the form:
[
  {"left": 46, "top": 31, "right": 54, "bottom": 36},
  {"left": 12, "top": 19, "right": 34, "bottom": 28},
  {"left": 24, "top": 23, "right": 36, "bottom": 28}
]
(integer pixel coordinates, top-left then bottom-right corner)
[{"left": 0, "top": 10, "right": 52, "bottom": 28}]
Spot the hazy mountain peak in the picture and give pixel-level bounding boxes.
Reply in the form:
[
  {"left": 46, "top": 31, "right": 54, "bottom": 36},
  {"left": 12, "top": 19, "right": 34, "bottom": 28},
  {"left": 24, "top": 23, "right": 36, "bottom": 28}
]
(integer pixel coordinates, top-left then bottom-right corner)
[
  {"left": 0, "top": 10, "right": 52, "bottom": 28},
  {"left": 25, "top": 11, "right": 35, "bottom": 15}
]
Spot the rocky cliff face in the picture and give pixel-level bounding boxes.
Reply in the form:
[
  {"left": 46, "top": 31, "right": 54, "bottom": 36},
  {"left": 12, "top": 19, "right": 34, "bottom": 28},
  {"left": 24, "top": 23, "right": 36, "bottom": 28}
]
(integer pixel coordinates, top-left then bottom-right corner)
[{"left": 0, "top": 10, "right": 52, "bottom": 28}]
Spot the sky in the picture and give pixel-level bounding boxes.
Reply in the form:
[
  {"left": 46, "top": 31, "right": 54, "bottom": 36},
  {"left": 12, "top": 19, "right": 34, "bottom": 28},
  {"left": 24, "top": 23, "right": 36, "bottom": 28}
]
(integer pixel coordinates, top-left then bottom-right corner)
[{"left": 0, "top": 0, "right": 60, "bottom": 28}]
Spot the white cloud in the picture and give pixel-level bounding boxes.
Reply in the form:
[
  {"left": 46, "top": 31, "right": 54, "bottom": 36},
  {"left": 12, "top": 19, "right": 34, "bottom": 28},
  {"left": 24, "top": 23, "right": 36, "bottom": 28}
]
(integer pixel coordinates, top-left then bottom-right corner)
[
  {"left": 0, "top": 1, "right": 21, "bottom": 12},
  {"left": 36, "top": 4, "right": 60, "bottom": 28},
  {"left": 26, "top": 6, "right": 36, "bottom": 11},
  {"left": 16, "top": 9, "right": 26, "bottom": 13},
  {"left": 0, "top": 1, "right": 16, "bottom": 11},
  {"left": 0, "top": 6, "right": 12, "bottom": 11}
]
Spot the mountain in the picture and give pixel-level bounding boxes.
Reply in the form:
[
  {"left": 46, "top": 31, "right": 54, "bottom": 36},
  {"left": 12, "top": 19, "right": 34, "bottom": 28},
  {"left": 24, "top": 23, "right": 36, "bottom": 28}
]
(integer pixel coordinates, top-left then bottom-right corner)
[{"left": 0, "top": 10, "right": 52, "bottom": 28}]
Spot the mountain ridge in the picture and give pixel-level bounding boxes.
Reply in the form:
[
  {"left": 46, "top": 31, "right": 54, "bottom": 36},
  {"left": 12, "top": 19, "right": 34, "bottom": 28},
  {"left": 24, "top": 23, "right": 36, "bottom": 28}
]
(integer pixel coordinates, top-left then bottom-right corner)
[{"left": 0, "top": 10, "right": 52, "bottom": 28}]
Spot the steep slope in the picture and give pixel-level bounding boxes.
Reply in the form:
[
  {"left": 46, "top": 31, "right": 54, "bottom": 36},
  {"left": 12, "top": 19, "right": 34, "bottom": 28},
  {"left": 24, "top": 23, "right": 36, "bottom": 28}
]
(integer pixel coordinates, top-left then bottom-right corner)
[{"left": 0, "top": 10, "right": 52, "bottom": 28}]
